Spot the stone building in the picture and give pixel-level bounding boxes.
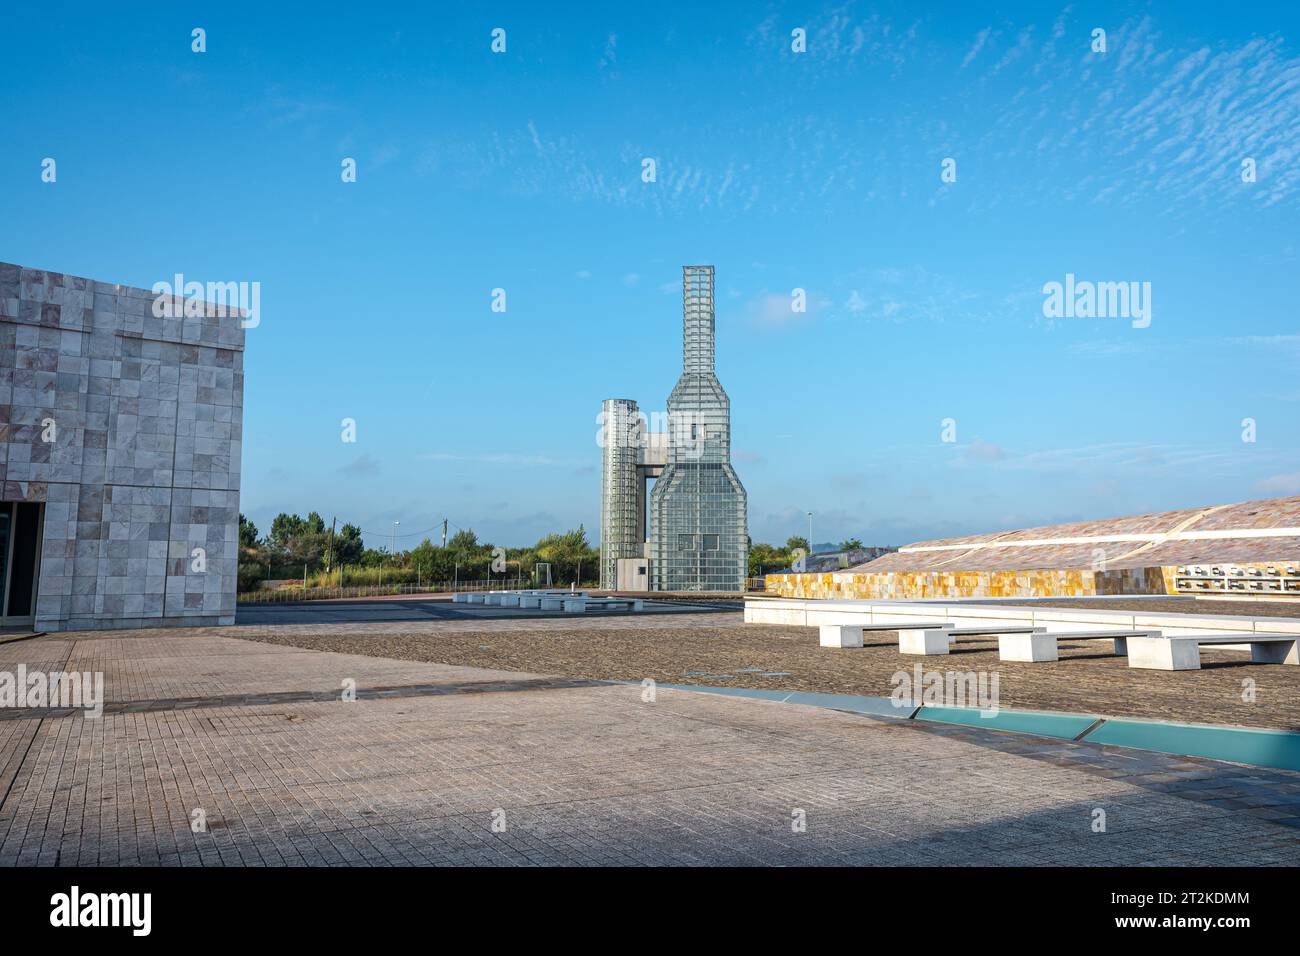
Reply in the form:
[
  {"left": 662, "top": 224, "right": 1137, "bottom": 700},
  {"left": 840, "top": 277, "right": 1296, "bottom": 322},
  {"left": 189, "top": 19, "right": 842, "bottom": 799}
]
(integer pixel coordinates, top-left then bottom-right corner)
[{"left": 0, "top": 261, "right": 244, "bottom": 631}]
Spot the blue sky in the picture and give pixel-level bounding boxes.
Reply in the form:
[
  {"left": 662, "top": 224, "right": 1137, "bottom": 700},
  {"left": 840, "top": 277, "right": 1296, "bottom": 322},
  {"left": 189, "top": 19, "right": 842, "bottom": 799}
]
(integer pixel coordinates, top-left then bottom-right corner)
[{"left": 4, "top": 1, "right": 1299, "bottom": 550}]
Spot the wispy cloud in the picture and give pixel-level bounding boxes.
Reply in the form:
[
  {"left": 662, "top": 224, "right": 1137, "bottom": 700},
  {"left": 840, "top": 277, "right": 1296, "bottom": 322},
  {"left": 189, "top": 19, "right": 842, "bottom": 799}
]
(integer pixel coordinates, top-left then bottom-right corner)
[
  {"left": 965, "top": 439, "right": 1008, "bottom": 462},
  {"left": 1256, "top": 473, "right": 1300, "bottom": 496},
  {"left": 1068, "top": 339, "right": 1149, "bottom": 357},
  {"left": 991, "top": 27, "right": 1034, "bottom": 75},
  {"left": 1226, "top": 335, "right": 1300, "bottom": 352},
  {"left": 1004, "top": 442, "right": 1247, "bottom": 475},
  {"left": 972, "top": 15, "right": 1300, "bottom": 211},
  {"left": 831, "top": 266, "right": 1000, "bottom": 325},
  {"left": 961, "top": 27, "right": 993, "bottom": 69},
  {"left": 598, "top": 33, "right": 617, "bottom": 71},
  {"left": 744, "top": 291, "right": 826, "bottom": 327},
  {"left": 252, "top": 85, "right": 340, "bottom": 128},
  {"left": 339, "top": 454, "right": 381, "bottom": 477},
  {"left": 397, "top": 11, "right": 1300, "bottom": 217},
  {"left": 420, "top": 452, "right": 581, "bottom": 467}
]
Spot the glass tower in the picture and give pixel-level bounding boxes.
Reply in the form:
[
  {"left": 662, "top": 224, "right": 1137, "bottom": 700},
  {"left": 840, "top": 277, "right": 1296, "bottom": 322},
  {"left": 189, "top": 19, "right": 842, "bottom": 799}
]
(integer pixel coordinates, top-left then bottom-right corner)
[{"left": 648, "top": 266, "right": 749, "bottom": 591}]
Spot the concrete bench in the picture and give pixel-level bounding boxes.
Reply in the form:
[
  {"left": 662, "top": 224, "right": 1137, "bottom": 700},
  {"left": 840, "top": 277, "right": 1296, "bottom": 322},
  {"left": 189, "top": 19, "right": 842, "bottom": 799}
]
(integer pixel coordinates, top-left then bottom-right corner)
[
  {"left": 1128, "top": 633, "right": 1300, "bottom": 671},
  {"left": 465, "top": 590, "right": 587, "bottom": 610},
  {"left": 484, "top": 590, "right": 544, "bottom": 605},
  {"left": 819, "top": 621, "right": 952, "bottom": 648},
  {"left": 998, "top": 629, "right": 1162, "bottom": 663},
  {"left": 535, "top": 593, "right": 592, "bottom": 609},
  {"left": 563, "top": 597, "right": 644, "bottom": 614},
  {"left": 901, "top": 625, "right": 1044, "bottom": 656}
]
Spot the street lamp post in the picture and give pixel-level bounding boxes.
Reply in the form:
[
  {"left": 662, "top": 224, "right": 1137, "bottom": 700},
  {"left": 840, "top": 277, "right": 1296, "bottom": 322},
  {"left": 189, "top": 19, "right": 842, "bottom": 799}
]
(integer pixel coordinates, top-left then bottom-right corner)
[
  {"left": 392, "top": 521, "right": 399, "bottom": 563},
  {"left": 807, "top": 512, "right": 813, "bottom": 556}
]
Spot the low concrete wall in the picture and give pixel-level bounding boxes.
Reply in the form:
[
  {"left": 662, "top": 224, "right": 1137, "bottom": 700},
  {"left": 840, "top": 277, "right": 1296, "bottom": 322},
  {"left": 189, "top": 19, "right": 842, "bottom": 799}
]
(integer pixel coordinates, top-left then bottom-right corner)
[{"left": 744, "top": 597, "right": 1300, "bottom": 646}]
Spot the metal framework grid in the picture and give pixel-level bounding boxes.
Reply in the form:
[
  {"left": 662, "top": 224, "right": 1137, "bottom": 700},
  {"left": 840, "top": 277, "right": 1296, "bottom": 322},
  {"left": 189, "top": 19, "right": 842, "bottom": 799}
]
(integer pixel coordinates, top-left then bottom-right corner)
[{"left": 649, "top": 266, "right": 748, "bottom": 591}]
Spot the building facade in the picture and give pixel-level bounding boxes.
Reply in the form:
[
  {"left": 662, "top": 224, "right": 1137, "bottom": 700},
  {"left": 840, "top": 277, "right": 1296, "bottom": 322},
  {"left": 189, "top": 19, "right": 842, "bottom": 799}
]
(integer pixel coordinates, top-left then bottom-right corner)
[
  {"left": 0, "top": 261, "right": 244, "bottom": 631},
  {"left": 599, "top": 265, "right": 748, "bottom": 592},
  {"left": 764, "top": 496, "right": 1300, "bottom": 601}
]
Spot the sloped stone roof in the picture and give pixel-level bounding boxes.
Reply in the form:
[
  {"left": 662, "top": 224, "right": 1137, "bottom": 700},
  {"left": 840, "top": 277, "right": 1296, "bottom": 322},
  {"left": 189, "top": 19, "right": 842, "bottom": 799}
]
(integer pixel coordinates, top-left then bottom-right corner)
[{"left": 853, "top": 496, "right": 1300, "bottom": 573}]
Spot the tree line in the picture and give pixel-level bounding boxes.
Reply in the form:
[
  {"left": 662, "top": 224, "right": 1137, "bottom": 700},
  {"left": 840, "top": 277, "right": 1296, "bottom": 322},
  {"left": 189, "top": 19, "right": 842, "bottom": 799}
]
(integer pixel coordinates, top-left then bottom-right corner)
[
  {"left": 746, "top": 536, "right": 869, "bottom": 576},
  {"left": 238, "top": 512, "right": 869, "bottom": 591},
  {"left": 238, "top": 512, "right": 600, "bottom": 590}
]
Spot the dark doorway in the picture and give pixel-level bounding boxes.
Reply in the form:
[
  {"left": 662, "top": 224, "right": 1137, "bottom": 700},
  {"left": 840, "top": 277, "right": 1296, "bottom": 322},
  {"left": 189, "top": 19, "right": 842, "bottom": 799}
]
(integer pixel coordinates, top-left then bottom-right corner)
[{"left": 1, "top": 502, "right": 43, "bottom": 624}]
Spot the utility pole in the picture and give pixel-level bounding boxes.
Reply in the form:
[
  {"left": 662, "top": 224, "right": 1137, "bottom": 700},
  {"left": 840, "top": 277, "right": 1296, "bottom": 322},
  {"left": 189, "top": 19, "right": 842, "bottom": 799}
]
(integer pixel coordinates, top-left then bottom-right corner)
[
  {"left": 392, "top": 520, "right": 399, "bottom": 562},
  {"left": 325, "top": 516, "right": 336, "bottom": 572},
  {"left": 441, "top": 518, "right": 448, "bottom": 547},
  {"left": 807, "top": 512, "right": 814, "bottom": 555}
]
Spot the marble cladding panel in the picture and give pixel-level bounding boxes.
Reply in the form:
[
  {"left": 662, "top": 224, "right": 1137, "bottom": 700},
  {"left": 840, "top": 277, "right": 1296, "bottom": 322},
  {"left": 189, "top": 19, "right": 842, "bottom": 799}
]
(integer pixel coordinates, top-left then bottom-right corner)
[
  {"left": 763, "top": 568, "right": 1172, "bottom": 600},
  {"left": 1, "top": 261, "right": 244, "bottom": 631}
]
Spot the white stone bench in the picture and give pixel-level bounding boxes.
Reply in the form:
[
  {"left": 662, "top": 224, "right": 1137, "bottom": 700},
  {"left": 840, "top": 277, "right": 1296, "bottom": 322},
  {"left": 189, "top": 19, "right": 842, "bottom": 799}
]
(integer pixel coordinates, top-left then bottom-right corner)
[
  {"left": 901, "top": 625, "right": 1044, "bottom": 656},
  {"left": 563, "top": 597, "right": 644, "bottom": 614},
  {"left": 818, "top": 621, "right": 952, "bottom": 648},
  {"left": 998, "top": 629, "right": 1162, "bottom": 662},
  {"left": 466, "top": 593, "right": 487, "bottom": 604},
  {"left": 452, "top": 593, "right": 470, "bottom": 603},
  {"left": 1128, "top": 633, "right": 1300, "bottom": 671}
]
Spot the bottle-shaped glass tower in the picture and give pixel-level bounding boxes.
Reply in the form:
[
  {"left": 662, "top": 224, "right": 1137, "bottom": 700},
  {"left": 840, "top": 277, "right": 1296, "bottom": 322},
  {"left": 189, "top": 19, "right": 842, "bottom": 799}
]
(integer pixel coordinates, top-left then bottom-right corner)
[{"left": 649, "top": 266, "right": 749, "bottom": 591}]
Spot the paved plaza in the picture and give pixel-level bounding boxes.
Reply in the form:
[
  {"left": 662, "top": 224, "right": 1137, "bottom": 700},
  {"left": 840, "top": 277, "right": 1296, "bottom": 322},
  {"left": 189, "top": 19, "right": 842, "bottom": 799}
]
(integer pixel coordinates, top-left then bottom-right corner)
[
  {"left": 235, "top": 601, "right": 1300, "bottom": 730},
  {"left": 1, "top": 622, "right": 1299, "bottom": 866}
]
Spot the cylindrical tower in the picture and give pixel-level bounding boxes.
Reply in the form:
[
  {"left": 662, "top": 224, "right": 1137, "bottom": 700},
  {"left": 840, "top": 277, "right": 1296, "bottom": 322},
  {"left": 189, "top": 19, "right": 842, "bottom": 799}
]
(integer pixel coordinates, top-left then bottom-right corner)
[{"left": 599, "top": 399, "right": 643, "bottom": 589}]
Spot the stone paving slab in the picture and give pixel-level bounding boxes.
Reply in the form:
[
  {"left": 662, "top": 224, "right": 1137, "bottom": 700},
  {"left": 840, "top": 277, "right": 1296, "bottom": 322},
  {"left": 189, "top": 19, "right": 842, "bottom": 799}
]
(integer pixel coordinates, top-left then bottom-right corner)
[
  {"left": 0, "top": 634, "right": 539, "bottom": 704},
  {"left": 0, "top": 632, "right": 1297, "bottom": 866},
  {"left": 233, "top": 611, "right": 1300, "bottom": 730}
]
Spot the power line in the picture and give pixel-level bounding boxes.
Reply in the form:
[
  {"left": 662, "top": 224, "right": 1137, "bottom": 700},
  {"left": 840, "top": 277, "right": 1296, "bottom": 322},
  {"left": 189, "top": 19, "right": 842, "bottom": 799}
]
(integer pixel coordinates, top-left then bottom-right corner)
[
  {"left": 253, "top": 512, "right": 480, "bottom": 546},
  {"left": 350, "top": 516, "right": 470, "bottom": 542}
]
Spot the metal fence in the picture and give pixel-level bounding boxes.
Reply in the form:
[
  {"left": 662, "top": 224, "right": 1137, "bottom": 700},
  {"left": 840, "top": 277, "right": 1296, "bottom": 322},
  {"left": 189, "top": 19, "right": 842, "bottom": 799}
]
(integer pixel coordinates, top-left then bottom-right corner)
[{"left": 237, "top": 580, "right": 594, "bottom": 604}]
